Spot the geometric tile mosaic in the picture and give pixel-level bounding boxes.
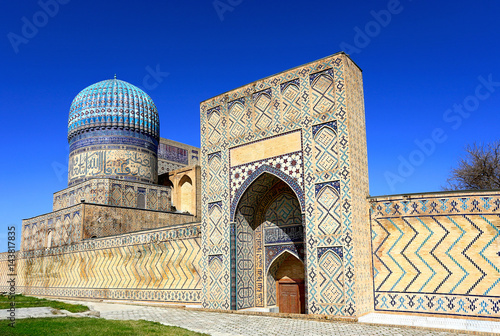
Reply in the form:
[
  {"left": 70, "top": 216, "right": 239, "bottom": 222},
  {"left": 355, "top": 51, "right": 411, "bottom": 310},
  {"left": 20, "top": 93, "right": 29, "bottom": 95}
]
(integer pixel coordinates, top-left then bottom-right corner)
[
  {"left": 253, "top": 89, "right": 273, "bottom": 132},
  {"left": 371, "top": 193, "right": 500, "bottom": 319},
  {"left": 235, "top": 209, "right": 256, "bottom": 309},
  {"left": 208, "top": 152, "right": 223, "bottom": 198},
  {"left": 315, "top": 180, "right": 341, "bottom": 238},
  {"left": 208, "top": 202, "right": 223, "bottom": 247},
  {"left": 280, "top": 79, "right": 302, "bottom": 131},
  {"left": 208, "top": 254, "right": 225, "bottom": 306},
  {"left": 200, "top": 53, "right": 365, "bottom": 316},
  {"left": 230, "top": 151, "right": 303, "bottom": 198},
  {"left": 318, "top": 247, "right": 344, "bottom": 306},
  {"left": 227, "top": 98, "right": 247, "bottom": 142},
  {"left": 230, "top": 157, "right": 305, "bottom": 221},
  {"left": 310, "top": 69, "right": 335, "bottom": 115},
  {"left": 206, "top": 107, "right": 223, "bottom": 147},
  {"left": 313, "top": 121, "right": 338, "bottom": 173}
]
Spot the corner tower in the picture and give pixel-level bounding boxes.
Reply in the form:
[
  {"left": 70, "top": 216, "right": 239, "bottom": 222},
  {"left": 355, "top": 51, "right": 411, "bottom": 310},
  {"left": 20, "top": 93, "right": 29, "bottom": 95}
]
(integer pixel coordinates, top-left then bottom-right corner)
[{"left": 67, "top": 78, "right": 159, "bottom": 186}]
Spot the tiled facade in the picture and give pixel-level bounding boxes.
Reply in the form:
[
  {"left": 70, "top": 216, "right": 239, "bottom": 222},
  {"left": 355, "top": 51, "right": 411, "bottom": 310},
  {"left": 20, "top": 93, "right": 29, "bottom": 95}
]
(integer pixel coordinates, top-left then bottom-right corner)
[
  {"left": 200, "top": 52, "right": 372, "bottom": 316},
  {"left": 370, "top": 191, "right": 500, "bottom": 319},
  {"left": 6, "top": 52, "right": 499, "bottom": 323},
  {"left": 13, "top": 224, "right": 202, "bottom": 303},
  {"left": 53, "top": 178, "right": 172, "bottom": 212},
  {"left": 158, "top": 137, "right": 200, "bottom": 175},
  {"left": 21, "top": 203, "right": 195, "bottom": 251}
]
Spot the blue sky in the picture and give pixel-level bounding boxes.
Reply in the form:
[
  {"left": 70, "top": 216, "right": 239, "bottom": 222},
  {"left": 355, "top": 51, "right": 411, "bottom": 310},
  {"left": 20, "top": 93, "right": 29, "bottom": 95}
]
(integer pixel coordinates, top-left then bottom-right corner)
[{"left": 1, "top": 0, "right": 500, "bottom": 252}]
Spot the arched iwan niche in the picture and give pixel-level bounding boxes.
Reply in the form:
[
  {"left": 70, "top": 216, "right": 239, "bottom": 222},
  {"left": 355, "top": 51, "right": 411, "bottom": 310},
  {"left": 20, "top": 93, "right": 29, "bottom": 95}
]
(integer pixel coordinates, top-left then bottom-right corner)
[{"left": 234, "top": 172, "right": 305, "bottom": 312}]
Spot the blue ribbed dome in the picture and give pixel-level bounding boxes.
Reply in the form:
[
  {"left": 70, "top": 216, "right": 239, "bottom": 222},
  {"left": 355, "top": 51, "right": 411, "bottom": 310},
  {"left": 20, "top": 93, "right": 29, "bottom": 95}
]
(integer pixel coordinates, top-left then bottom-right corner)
[{"left": 68, "top": 79, "right": 159, "bottom": 142}]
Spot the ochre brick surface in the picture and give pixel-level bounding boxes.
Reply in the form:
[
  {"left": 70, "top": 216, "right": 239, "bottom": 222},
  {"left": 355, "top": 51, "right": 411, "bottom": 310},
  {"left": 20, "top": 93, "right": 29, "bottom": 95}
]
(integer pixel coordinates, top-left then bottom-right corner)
[{"left": 1, "top": 223, "right": 202, "bottom": 304}]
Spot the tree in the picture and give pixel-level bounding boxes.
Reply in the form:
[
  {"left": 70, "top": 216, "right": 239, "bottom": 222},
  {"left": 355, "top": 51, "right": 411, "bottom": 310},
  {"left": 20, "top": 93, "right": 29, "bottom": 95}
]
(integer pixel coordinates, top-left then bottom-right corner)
[{"left": 444, "top": 141, "right": 500, "bottom": 190}]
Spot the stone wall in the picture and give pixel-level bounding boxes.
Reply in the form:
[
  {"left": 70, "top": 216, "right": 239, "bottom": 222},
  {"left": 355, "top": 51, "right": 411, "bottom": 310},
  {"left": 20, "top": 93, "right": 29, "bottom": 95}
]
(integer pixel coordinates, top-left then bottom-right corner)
[
  {"left": 370, "top": 190, "right": 500, "bottom": 320},
  {"left": 53, "top": 178, "right": 172, "bottom": 212},
  {"left": 22, "top": 203, "right": 195, "bottom": 250},
  {"left": 168, "top": 166, "right": 201, "bottom": 219},
  {"left": 21, "top": 204, "right": 83, "bottom": 251},
  {"left": 82, "top": 203, "right": 195, "bottom": 239},
  {"left": 158, "top": 138, "right": 200, "bottom": 175},
  {"left": 12, "top": 223, "right": 202, "bottom": 304}
]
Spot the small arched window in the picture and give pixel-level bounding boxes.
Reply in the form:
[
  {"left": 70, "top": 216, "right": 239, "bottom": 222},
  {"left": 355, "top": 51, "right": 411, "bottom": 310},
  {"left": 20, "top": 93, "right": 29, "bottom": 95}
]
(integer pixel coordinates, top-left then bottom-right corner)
[
  {"left": 179, "top": 175, "right": 193, "bottom": 214},
  {"left": 47, "top": 230, "right": 53, "bottom": 249},
  {"left": 137, "top": 188, "right": 146, "bottom": 209}
]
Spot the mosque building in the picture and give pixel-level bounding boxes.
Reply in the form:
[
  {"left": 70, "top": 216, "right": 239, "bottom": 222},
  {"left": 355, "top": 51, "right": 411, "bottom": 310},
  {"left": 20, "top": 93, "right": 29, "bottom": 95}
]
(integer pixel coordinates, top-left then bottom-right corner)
[{"left": 1, "top": 52, "right": 498, "bottom": 320}]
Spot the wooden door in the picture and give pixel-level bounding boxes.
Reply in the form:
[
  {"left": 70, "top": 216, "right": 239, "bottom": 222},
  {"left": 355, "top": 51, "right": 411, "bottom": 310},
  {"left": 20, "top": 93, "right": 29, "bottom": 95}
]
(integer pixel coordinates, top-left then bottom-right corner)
[{"left": 278, "top": 282, "right": 303, "bottom": 314}]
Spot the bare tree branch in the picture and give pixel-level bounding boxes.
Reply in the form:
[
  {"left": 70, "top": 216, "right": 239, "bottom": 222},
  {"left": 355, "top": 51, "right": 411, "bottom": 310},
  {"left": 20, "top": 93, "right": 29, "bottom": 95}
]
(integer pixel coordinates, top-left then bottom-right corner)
[{"left": 443, "top": 141, "right": 500, "bottom": 191}]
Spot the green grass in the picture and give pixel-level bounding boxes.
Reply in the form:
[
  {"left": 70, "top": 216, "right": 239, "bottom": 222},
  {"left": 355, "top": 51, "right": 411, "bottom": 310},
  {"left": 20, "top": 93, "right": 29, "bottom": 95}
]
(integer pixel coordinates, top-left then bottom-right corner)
[
  {"left": 2, "top": 317, "right": 208, "bottom": 336},
  {"left": 0, "top": 294, "right": 89, "bottom": 313}
]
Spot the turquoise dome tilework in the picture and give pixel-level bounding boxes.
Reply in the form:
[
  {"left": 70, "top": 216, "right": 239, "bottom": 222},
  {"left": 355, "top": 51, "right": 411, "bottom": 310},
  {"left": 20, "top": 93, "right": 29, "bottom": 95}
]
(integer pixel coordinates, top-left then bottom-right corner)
[
  {"left": 68, "top": 79, "right": 159, "bottom": 142},
  {"left": 67, "top": 79, "right": 160, "bottom": 186}
]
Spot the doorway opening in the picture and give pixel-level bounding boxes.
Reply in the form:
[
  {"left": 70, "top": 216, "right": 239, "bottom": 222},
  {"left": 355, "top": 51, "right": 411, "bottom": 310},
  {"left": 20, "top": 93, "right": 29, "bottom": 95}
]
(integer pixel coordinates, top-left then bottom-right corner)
[{"left": 268, "top": 252, "right": 305, "bottom": 314}]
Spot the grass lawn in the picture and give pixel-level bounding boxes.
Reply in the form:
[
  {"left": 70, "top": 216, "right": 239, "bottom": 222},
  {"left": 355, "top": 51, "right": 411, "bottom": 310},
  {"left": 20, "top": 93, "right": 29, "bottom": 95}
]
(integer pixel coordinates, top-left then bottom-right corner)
[
  {"left": 2, "top": 317, "right": 208, "bottom": 336},
  {"left": 0, "top": 294, "right": 89, "bottom": 313}
]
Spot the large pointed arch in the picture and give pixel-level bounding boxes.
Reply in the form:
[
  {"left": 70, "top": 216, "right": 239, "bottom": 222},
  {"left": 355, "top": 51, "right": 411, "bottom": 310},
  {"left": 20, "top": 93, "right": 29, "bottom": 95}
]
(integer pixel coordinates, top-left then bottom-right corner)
[
  {"left": 233, "top": 170, "right": 305, "bottom": 311},
  {"left": 230, "top": 164, "right": 304, "bottom": 222}
]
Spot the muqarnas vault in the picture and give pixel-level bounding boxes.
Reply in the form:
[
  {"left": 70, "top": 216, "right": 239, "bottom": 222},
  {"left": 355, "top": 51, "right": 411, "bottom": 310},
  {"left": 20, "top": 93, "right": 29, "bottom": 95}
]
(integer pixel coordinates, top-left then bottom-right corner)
[{"left": 2, "top": 52, "right": 499, "bottom": 321}]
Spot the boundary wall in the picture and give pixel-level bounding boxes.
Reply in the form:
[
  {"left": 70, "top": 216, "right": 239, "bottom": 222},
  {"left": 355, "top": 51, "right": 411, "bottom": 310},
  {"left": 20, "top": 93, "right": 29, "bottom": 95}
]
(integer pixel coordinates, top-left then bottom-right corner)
[
  {"left": 370, "top": 190, "right": 500, "bottom": 320},
  {"left": 1, "top": 223, "right": 202, "bottom": 304}
]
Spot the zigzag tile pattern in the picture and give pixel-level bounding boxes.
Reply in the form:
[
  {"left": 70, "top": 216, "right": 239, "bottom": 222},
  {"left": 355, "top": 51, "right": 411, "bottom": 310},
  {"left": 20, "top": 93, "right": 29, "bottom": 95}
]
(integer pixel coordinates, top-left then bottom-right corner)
[
  {"left": 371, "top": 193, "right": 500, "bottom": 319},
  {"left": 13, "top": 224, "right": 202, "bottom": 303}
]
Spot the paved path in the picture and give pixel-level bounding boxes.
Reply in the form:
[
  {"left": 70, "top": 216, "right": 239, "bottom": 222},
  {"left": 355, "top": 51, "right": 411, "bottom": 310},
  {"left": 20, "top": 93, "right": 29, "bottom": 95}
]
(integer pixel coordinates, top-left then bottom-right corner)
[
  {"left": 100, "top": 306, "right": 469, "bottom": 336},
  {"left": 359, "top": 312, "right": 499, "bottom": 334},
  {"left": 4, "top": 300, "right": 498, "bottom": 335}
]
